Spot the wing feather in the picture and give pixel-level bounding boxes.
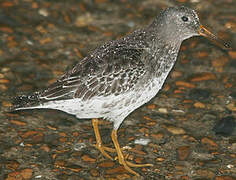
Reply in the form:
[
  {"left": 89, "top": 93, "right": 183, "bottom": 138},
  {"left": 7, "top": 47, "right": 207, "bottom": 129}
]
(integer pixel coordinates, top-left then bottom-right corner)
[{"left": 37, "top": 30, "right": 149, "bottom": 103}]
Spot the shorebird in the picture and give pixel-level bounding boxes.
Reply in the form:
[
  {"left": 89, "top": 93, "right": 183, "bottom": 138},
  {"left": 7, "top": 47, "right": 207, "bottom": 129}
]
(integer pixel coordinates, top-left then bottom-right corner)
[{"left": 12, "top": 6, "right": 230, "bottom": 176}]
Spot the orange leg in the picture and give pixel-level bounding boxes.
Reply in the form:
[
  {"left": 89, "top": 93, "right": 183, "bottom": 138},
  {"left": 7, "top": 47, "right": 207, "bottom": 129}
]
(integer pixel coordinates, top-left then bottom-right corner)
[
  {"left": 92, "top": 118, "right": 115, "bottom": 160},
  {"left": 111, "top": 129, "right": 153, "bottom": 176}
]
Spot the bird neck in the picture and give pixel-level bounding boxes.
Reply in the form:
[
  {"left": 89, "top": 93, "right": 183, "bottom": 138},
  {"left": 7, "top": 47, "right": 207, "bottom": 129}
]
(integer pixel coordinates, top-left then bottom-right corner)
[{"left": 146, "top": 35, "right": 181, "bottom": 78}]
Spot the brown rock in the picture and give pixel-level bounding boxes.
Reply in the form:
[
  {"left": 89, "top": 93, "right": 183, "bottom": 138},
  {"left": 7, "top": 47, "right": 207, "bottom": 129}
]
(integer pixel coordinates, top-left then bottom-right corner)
[
  {"left": 151, "top": 133, "right": 164, "bottom": 140},
  {"left": 147, "top": 104, "right": 156, "bottom": 110},
  {"left": 10, "top": 120, "right": 26, "bottom": 126},
  {"left": 156, "top": 157, "right": 165, "bottom": 162},
  {"left": 0, "top": 79, "right": 10, "bottom": 83},
  {"left": 0, "top": 26, "right": 13, "bottom": 33},
  {"left": 193, "top": 102, "right": 206, "bottom": 108},
  {"left": 21, "top": 131, "right": 38, "bottom": 138},
  {"left": 176, "top": 81, "right": 195, "bottom": 88},
  {"left": 201, "top": 137, "right": 218, "bottom": 149},
  {"left": 177, "top": 146, "right": 190, "bottom": 160},
  {"left": 20, "top": 169, "right": 33, "bottom": 179},
  {"left": 59, "top": 132, "right": 67, "bottom": 137},
  {"left": 166, "top": 126, "right": 186, "bottom": 135},
  {"left": 190, "top": 72, "right": 216, "bottom": 82},
  {"left": 81, "top": 155, "right": 96, "bottom": 163},
  {"left": 228, "top": 51, "right": 236, "bottom": 59},
  {"left": 98, "top": 161, "right": 115, "bottom": 168},
  {"left": 2, "top": 101, "right": 12, "bottom": 107}
]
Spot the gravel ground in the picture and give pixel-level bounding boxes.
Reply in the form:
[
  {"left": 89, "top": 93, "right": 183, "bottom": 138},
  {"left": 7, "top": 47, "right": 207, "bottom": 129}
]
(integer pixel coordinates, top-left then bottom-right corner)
[{"left": 0, "top": 0, "right": 235, "bottom": 179}]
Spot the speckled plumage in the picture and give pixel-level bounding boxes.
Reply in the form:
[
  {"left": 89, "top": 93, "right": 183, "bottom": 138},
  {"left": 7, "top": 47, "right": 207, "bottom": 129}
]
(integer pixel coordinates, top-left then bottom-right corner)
[{"left": 12, "top": 7, "right": 208, "bottom": 129}]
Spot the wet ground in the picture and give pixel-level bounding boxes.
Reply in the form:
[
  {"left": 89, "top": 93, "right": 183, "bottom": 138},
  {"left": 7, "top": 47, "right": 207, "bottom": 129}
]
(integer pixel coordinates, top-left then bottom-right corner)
[{"left": 0, "top": 0, "right": 235, "bottom": 179}]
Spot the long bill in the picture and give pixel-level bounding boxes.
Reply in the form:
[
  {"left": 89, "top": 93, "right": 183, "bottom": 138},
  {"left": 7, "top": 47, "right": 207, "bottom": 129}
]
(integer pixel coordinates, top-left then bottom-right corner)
[{"left": 198, "top": 25, "right": 231, "bottom": 50}]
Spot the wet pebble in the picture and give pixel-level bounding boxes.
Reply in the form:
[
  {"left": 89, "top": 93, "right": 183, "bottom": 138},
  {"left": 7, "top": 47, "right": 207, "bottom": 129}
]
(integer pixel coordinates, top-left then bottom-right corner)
[
  {"left": 213, "top": 116, "right": 236, "bottom": 136},
  {"left": 166, "top": 126, "right": 186, "bottom": 135}
]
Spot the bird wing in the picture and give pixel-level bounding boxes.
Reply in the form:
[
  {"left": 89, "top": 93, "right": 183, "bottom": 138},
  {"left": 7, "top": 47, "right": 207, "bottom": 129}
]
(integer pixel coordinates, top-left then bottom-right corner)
[{"left": 39, "top": 30, "right": 148, "bottom": 102}]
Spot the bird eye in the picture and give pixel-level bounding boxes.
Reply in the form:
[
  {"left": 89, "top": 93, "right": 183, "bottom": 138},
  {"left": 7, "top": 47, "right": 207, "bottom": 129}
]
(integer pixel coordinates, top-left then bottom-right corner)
[{"left": 181, "top": 16, "right": 188, "bottom": 22}]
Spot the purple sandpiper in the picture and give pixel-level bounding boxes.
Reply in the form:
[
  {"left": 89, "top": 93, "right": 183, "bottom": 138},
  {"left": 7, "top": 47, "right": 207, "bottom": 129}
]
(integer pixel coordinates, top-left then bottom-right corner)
[{"left": 12, "top": 6, "right": 230, "bottom": 176}]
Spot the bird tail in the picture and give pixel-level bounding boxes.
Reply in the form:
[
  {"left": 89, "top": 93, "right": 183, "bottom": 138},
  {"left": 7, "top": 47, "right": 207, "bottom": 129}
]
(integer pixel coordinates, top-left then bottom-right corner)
[{"left": 11, "top": 92, "right": 42, "bottom": 111}]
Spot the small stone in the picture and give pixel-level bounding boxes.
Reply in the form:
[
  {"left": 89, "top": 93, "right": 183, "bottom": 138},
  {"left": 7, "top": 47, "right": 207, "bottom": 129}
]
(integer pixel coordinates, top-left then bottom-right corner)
[
  {"left": 175, "top": 81, "right": 195, "bottom": 88},
  {"left": 98, "top": 161, "right": 115, "bottom": 168},
  {"left": 166, "top": 126, "right": 186, "bottom": 135},
  {"left": 10, "top": 120, "right": 26, "bottom": 126},
  {"left": 81, "top": 155, "right": 96, "bottom": 163},
  {"left": 20, "top": 169, "right": 33, "bottom": 179},
  {"left": 156, "top": 157, "right": 165, "bottom": 162},
  {"left": 147, "top": 104, "right": 156, "bottom": 109},
  {"left": 134, "top": 138, "right": 151, "bottom": 145},
  {"left": 213, "top": 116, "right": 236, "bottom": 136},
  {"left": 0, "top": 26, "right": 13, "bottom": 33},
  {"left": 158, "top": 107, "right": 168, "bottom": 114},
  {"left": 38, "top": 8, "right": 49, "bottom": 17},
  {"left": 0, "top": 79, "right": 10, "bottom": 83},
  {"left": 151, "top": 133, "right": 164, "bottom": 140},
  {"left": 2, "top": 101, "right": 13, "bottom": 107},
  {"left": 228, "top": 51, "right": 236, "bottom": 59},
  {"left": 190, "top": 72, "right": 216, "bottom": 82},
  {"left": 225, "top": 21, "right": 236, "bottom": 32},
  {"left": 177, "top": 146, "right": 190, "bottom": 160},
  {"left": 194, "top": 102, "right": 206, "bottom": 108},
  {"left": 59, "top": 132, "right": 67, "bottom": 137},
  {"left": 201, "top": 137, "right": 218, "bottom": 149}
]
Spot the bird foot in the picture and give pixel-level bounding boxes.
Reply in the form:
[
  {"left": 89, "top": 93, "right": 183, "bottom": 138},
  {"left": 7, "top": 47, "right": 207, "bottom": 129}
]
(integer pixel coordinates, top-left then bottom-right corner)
[
  {"left": 117, "top": 157, "right": 153, "bottom": 176},
  {"left": 93, "top": 144, "right": 115, "bottom": 160}
]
